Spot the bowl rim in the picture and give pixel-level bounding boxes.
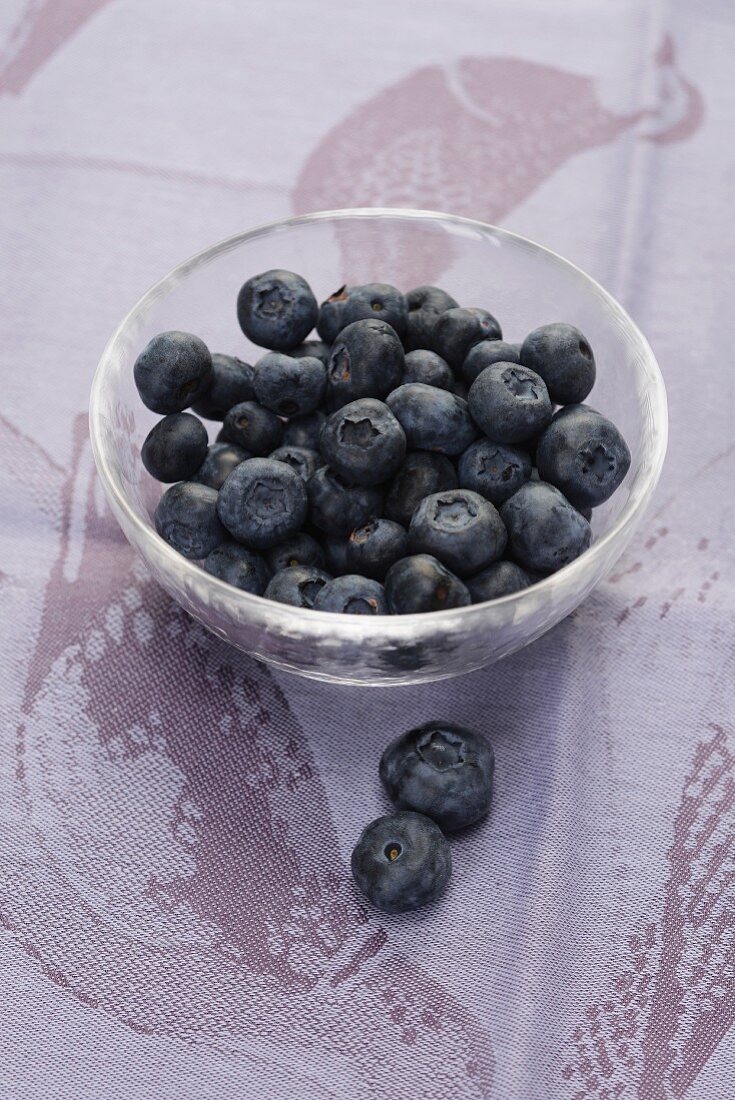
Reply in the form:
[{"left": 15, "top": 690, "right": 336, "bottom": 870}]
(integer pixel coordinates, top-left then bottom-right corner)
[{"left": 89, "top": 206, "right": 668, "bottom": 634}]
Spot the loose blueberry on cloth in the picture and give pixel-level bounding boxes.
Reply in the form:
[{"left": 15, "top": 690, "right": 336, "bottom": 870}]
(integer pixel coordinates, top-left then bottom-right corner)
[
  {"left": 350, "top": 811, "right": 452, "bottom": 914},
  {"left": 380, "top": 722, "right": 495, "bottom": 832}
]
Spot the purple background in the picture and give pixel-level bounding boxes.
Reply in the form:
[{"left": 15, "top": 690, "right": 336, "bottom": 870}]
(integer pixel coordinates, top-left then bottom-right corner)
[{"left": 1, "top": 2, "right": 733, "bottom": 1097}]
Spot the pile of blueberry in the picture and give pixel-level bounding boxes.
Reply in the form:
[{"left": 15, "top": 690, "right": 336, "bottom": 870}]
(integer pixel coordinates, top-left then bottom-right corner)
[
  {"left": 352, "top": 721, "right": 494, "bottom": 913},
  {"left": 134, "top": 270, "right": 631, "bottom": 614}
]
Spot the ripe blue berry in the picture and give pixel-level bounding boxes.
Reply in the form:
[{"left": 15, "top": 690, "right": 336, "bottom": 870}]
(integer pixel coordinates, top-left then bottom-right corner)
[
  {"left": 203, "top": 542, "right": 271, "bottom": 594},
  {"left": 384, "top": 451, "right": 458, "bottom": 528},
  {"left": 327, "top": 318, "right": 404, "bottom": 407},
  {"left": 386, "top": 383, "right": 478, "bottom": 455},
  {"left": 351, "top": 811, "right": 452, "bottom": 913},
  {"left": 468, "top": 362, "right": 552, "bottom": 443},
  {"left": 320, "top": 398, "right": 406, "bottom": 487},
  {"left": 141, "top": 412, "right": 208, "bottom": 483},
  {"left": 520, "top": 323, "right": 596, "bottom": 404},
  {"left": 466, "top": 560, "right": 532, "bottom": 602},
  {"left": 192, "top": 442, "right": 251, "bottom": 490},
  {"left": 403, "top": 349, "right": 454, "bottom": 390},
  {"left": 380, "top": 722, "right": 494, "bottom": 831},
  {"left": 192, "top": 353, "right": 255, "bottom": 420},
  {"left": 253, "top": 352, "right": 326, "bottom": 417},
  {"left": 154, "top": 481, "right": 225, "bottom": 560},
  {"left": 281, "top": 410, "right": 326, "bottom": 450},
  {"left": 500, "top": 481, "right": 592, "bottom": 573},
  {"left": 341, "top": 283, "right": 408, "bottom": 338},
  {"left": 266, "top": 532, "right": 326, "bottom": 574},
  {"left": 384, "top": 554, "right": 471, "bottom": 613},
  {"left": 535, "top": 406, "right": 631, "bottom": 509},
  {"left": 290, "top": 340, "right": 331, "bottom": 366},
  {"left": 432, "top": 307, "right": 502, "bottom": 370},
  {"left": 462, "top": 339, "right": 520, "bottom": 384},
  {"left": 217, "top": 457, "right": 308, "bottom": 549},
  {"left": 307, "top": 467, "right": 383, "bottom": 535},
  {"left": 222, "top": 400, "right": 283, "bottom": 455},
  {"left": 317, "top": 285, "right": 352, "bottom": 344},
  {"left": 237, "top": 269, "right": 317, "bottom": 351},
  {"left": 404, "top": 285, "right": 459, "bottom": 351},
  {"left": 345, "top": 518, "right": 408, "bottom": 580},
  {"left": 322, "top": 535, "right": 351, "bottom": 576},
  {"left": 269, "top": 445, "right": 321, "bottom": 482},
  {"left": 408, "top": 489, "right": 507, "bottom": 576},
  {"left": 264, "top": 565, "right": 332, "bottom": 608},
  {"left": 458, "top": 438, "right": 532, "bottom": 505},
  {"left": 134, "top": 331, "right": 212, "bottom": 414},
  {"left": 313, "top": 574, "right": 388, "bottom": 614}
]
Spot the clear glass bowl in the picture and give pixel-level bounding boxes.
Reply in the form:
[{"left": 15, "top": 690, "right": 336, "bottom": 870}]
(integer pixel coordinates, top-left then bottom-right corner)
[{"left": 89, "top": 209, "right": 667, "bottom": 686}]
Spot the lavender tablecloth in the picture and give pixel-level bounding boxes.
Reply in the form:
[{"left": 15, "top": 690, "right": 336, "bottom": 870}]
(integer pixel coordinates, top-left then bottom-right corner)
[{"left": 1, "top": 2, "right": 733, "bottom": 1097}]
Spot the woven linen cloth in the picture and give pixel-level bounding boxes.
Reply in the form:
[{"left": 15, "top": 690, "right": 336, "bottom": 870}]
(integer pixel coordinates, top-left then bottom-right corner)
[{"left": 1, "top": 2, "right": 733, "bottom": 1097}]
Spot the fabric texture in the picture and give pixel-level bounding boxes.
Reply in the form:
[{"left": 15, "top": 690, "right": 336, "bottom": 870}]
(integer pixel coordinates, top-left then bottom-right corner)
[{"left": 1, "top": 1, "right": 733, "bottom": 1097}]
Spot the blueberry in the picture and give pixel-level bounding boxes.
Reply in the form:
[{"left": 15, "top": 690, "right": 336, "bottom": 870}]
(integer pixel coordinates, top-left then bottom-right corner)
[
  {"left": 134, "top": 331, "right": 212, "bottom": 415},
  {"left": 404, "top": 285, "right": 459, "bottom": 351},
  {"left": 266, "top": 532, "right": 326, "bottom": 574},
  {"left": 380, "top": 722, "right": 494, "bottom": 832},
  {"left": 320, "top": 398, "right": 406, "bottom": 487},
  {"left": 192, "top": 442, "right": 251, "bottom": 490},
  {"left": 282, "top": 410, "right": 326, "bottom": 450},
  {"left": 203, "top": 541, "right": 271, "bottom": 594},
  {"left": 141, "top": 412, "right": 208, "bottom": 483},
  {"left": 520, "top": 323, "right": 596, "bottom": 404},
  {"left": 402, "top": 350, "right": 454, "bottom": 391},
  {"left": 253, "top": 352, "right": 326, "bottom": 417},
  {"left": 264, "top": 564, "right": 333, "bottom": 608},
  {"left": 552, "top": 402, "right": 600, "bottom": 423},
  {"left": 351, "top": 811, "right": 451, "bottom": 914},
  {"left": 191, "top": 353, "right": 255, "bottom": 420},
  {"left": 384, "top": 554, "right": 471, "bottom": 613},
  {"left": 458, "top": 438, "right": 532, "bottom": 505},
  {"left": 154, "top": 481, "right": 225, "bottom": 560},
  {"left": 237, "top": 269, "right": 317, "bottom": 351},
  {"left": 269, "top": 445, "right": 321, "bottom": 482},
  {"left": 327, "top": 319, "right": 404, "bottom": 406},
  {"left": 408, "top": 489, "right": 506, "bottom": 577},
  {"left": 289, "top": 340, "right": 331, "bottom": 366},
  {"left": 500, "top": 481, "right": 592, "bottom": 573},
  {"left": 307, "top": 467, "right": 383, "bottom": 535},
  {"left": 466, "top": 560, "right": 532, "bottom": 602},
  {"left": 452, "top": 377, "right": 469, "bottom": 401},
  {"left": 341, "top": 283, "right": 408, "bottom": 338},
  {"left": 217, "top": 457, "right": 308, "bottom": 549},
  {"left": 313, "top": 574, "right": 388, "bottom": 614},
  {"left": 468, "top": 362, "right": 552, "bottom": 444},
  {"left": 462, "top": 339, "right": 521, "bottom": 385},
  {"left": 384, "top": 451, "right": 458, "bottom": 528},
  {"left": 317, "top": 285, "right": 352, "bottom": 344},
  {"left": 221, "top": 400, "right": 283, "bottom": 455},
  {"left": 345, "top": 518, "right": 408, "bottom": 580},
  {"left": 536, "top": 406, "right": 631, "bottom": 508},
  {"left": 386, "top": 383, "right": 478, "bottom": 455},
  {"left": 432, "top": 307, "right": 502, "bottom": 370},
  {"left": 322, "top": 535, "right": 351, "bottom": 576}
]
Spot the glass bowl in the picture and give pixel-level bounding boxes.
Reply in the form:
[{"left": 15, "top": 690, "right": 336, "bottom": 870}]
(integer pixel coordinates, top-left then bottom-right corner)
[{"left": 89, "top": 208, "right": 667, "bottom": 686}]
